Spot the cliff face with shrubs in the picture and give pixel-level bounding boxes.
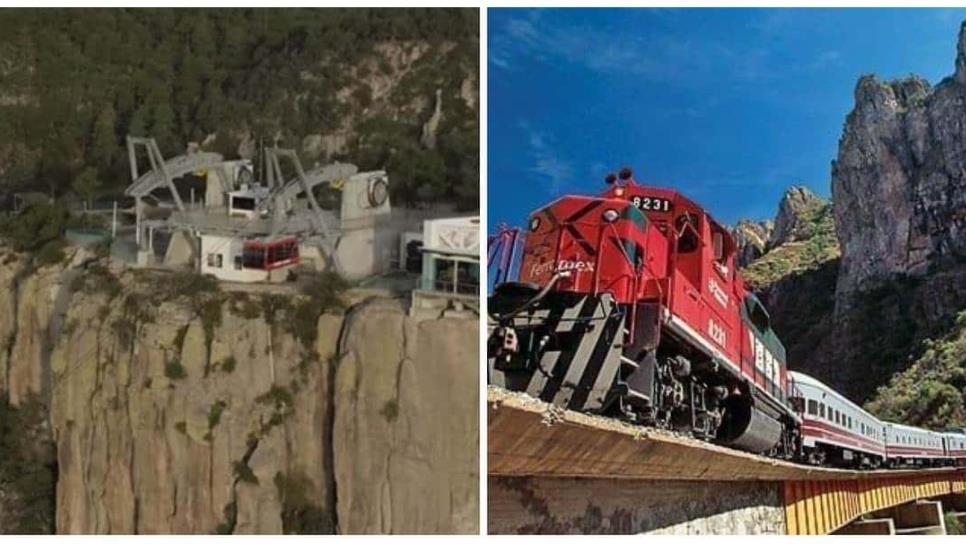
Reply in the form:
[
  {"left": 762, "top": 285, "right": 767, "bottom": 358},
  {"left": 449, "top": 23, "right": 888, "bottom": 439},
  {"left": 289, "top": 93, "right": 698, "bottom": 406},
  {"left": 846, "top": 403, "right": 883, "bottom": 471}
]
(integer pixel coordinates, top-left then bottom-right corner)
[
  {"left": 0, "top": 246, "right": 478, "bottom": 534},
  {"left": 736, "top": 21, "right": 966, "bottom": 413}
]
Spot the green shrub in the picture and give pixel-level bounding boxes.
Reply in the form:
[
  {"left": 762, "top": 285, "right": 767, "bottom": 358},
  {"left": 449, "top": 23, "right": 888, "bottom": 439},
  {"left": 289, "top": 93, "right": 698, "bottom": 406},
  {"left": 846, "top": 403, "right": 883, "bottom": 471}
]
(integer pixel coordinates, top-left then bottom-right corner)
[
  {"left": 72, "top": 264, "right": 121, "bottom": 299},
  {"left": 256, "top": 385, "right": 294, "bottom": 411},
  {"left": 283, "top": 271, "right": 349, "bottom": 349},
  {"left": 0, "top": 397, "right": 56, "bottom": 533},
  {"left": 274, "top": 471, "right": 335, "bottom": 534},
  {"left": 207, "top": 400, "right": 227, "bottom": 436},
  {"left": 233, "top": 461, "right": 259, "bottom": 485},
  {"left": 380, "top": 399, "right": 399, "bottom": 422},
  {"left": 165, "top": 360, "right": 187, "bottom": 380},
  {"left": 866, "top": 311, "right": 966, "bottom": 428},
  {"left": 173, "top": 324, "right": 190, "bottom": 353},
  {"left": 261, "top": 294, "right": 292, "bottom": 325},
  {"left": 220, "top": 355, "right": 237, "bottom": 373},
  {"left": 0, "top": 202, "right": 69, "bottom": 252},
  {"left": 34, "top": 239, "right": 67, "bottom": 267},
  {"left": 197, "top": 297, "right": 223, "bottom": 372},
  {"left": 946, "top": 512, "right": 963, "bottom": 535},
  {"left": 153, "top": 270, "right": 220, "bottom": 303},
  {"left": 228, "top": 292, "right": 261, "bottom": 319}
]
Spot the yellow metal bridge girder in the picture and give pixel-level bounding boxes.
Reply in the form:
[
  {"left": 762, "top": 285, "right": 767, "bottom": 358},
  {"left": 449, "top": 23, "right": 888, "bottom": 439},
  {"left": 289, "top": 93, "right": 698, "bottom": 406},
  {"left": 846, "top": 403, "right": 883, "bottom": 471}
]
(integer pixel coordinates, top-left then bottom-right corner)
[{"left": 784, "top": 470, "right": 966, "bottom": 535}]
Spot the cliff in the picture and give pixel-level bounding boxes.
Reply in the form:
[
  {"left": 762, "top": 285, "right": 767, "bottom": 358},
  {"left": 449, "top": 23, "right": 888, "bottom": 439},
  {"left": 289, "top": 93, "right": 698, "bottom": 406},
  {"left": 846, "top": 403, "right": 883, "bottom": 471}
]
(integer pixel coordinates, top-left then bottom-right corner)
[
  {"left": 0, "top": 247, "right": 478, "bottom": 534},
  {"left": 740, "top": 187, "right": 838, "bottom": 289},
  {"left": 733, "top": 219, "right": 772, "bottom": 268},
  {"left": 733, "top": 22, "right": 966, "bottom": 404}
]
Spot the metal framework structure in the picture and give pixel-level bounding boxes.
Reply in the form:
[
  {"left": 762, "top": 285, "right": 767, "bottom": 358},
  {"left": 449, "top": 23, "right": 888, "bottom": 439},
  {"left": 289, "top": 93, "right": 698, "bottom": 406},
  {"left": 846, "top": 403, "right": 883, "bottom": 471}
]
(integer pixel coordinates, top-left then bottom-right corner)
[
  {"left": 126, "top": 136, "right": 226, "bottom": 244},
  {"left": 123, "top": 136, "right": 359, "bottom": 275}
]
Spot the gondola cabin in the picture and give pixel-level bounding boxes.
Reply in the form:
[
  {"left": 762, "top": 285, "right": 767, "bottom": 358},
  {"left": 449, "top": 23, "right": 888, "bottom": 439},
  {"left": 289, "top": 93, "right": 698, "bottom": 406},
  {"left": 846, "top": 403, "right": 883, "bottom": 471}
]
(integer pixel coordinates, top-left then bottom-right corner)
[
  {"left": 200, "top": 234, "right": 300, "bottom": 282},
  {"left": 243, "top": 237, "right": 300, "bottom": 270}
]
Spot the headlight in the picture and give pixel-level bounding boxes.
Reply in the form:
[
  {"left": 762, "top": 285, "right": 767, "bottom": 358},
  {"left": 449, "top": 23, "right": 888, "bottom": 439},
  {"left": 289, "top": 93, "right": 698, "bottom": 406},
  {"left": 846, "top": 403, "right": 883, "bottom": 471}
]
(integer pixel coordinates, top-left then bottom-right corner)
[{"left": 602, "top": 209, "right": 619, "bottom": 222}]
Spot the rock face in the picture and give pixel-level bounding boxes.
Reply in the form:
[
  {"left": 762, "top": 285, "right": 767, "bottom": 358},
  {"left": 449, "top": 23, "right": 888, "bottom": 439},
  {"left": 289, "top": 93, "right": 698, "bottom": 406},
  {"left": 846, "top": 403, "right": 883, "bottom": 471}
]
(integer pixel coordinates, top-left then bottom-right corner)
[
  {"left": 334, "top": 299, "right": 478, "bottom": 533},
  {"left": 768, "top": 186, "right": 825, "bottom": 249},
  {"left": 733, "top": 219, "right": 773, "bottom": 267},
  {"left": 0, "top": 251, "right": 478, "bottom": 534},
  {"left": 832, "top": 26, "right": 966, "bottom": 303},
  {"left": 734, "top": 21, "right": 966, "bottom": 403},
  {"left": 420, "top": 88, "right": 444, "bottom": 150}
]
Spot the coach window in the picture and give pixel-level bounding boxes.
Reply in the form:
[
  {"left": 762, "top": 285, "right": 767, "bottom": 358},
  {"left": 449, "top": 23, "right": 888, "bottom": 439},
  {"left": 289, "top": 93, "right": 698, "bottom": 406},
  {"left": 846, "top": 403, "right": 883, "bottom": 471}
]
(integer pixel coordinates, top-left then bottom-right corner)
[
  {"left": 819, "top": 403, "right": 825, "bottom": 419},
  {"left": 807, "top": 399, "right": 818, "bottom": 416}
]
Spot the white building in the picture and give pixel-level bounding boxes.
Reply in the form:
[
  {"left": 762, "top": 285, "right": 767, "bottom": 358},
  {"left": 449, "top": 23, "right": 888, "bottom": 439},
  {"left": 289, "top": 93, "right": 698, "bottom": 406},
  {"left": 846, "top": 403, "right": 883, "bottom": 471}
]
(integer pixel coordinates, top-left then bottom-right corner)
[{"left": 419, "top": 216, "right": 480, "bottom": 296}]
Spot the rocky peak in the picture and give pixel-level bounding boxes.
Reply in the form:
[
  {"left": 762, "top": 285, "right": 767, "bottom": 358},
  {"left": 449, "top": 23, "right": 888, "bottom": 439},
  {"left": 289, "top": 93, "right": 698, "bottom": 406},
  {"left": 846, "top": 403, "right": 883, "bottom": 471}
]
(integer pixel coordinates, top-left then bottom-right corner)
[
  {"left": 852, "top": 75, "right": 931, "bottom": 116},
  {"left": 768, "top": 186, "right": 827, "bottom": 249},
  {"left": 733, "top": 219, "right": 773, "bottom": 267},
  {"left": 832, "top": 21, "right": 966, "bottom": 304},
  {"left": 956, "top": 20, "right": 966, "bottom": 85}
]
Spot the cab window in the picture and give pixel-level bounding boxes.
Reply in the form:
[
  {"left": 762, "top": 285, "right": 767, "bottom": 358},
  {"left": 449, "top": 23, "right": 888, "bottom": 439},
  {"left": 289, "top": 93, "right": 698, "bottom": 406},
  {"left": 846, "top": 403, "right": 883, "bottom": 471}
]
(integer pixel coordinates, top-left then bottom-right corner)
[
  {"left": 711, "top": 229, "right": 731, "bottom": 278},
  {"left": 675, "top": 213, "right": 700, "bottom": 254},
  {"left": 745, "top": 294, "right": 772, "bottom": 332},
  {"left": 807, "top": 399, "right": 818, "bottom": 415}
]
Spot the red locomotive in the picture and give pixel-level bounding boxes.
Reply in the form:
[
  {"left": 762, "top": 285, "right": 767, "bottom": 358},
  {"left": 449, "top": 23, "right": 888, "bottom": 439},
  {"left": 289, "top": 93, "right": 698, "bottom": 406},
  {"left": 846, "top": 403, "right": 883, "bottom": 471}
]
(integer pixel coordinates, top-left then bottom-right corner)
[
  {"left": 489, "top": 167, "right": 966, "bottom": 468},
  {"left": 489, "top": 168, "right": 799, "bottom": 456}
]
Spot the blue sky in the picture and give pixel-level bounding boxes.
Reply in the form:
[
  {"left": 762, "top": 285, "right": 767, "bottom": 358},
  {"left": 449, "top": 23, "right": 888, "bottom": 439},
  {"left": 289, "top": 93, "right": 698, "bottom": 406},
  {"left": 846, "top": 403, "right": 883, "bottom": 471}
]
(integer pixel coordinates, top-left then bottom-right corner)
[{"left": 488, "top": 8, "right": 966, "bottom": 229}]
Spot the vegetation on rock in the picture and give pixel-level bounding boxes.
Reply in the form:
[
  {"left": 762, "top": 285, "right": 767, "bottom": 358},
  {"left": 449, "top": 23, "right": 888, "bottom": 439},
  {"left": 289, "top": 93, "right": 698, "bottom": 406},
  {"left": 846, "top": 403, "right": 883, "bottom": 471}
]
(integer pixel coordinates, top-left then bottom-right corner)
[
  {"left": 165, "top": 360, "right": 188, "bottom": 380},
  {"left": 233, "top": 461, "right": 259, "bottom": 485},
  {"left": 0, "top": 397, "right": 56, "bottom": 534},
  {"left": 865, "top": 310, "right": 966, "bottom": 429},
  {"left": 274, "top": 471, "right": 335, "bottom": 534},
  {"left": 742, "top": 202, "right": 839, "bottom": 289}
]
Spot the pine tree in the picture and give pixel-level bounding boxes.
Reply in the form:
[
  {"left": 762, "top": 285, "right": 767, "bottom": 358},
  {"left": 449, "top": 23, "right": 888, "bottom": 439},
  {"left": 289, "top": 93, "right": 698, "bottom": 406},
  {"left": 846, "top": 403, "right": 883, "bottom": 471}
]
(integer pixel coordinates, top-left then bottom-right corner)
[
  {"left": 72, "top": 167, "right": 101, "bottom": 209},
  {"left": 90, "top": 105, "right": 118, "bottom": 173}
]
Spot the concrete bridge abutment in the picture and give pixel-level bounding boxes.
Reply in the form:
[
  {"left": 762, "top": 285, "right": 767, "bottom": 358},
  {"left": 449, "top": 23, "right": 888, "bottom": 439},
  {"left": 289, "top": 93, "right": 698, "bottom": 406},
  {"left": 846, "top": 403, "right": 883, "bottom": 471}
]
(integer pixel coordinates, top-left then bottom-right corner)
[{"left": 488, "top": 476, "right": 786, "bottom": 535}]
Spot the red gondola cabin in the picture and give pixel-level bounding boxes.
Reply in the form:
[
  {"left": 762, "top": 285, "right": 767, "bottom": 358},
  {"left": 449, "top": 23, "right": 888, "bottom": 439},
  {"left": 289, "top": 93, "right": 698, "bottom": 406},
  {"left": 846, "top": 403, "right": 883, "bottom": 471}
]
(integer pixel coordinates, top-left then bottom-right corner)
[{"left": 242, "top": 237, "right": 300, "bottom": 270}]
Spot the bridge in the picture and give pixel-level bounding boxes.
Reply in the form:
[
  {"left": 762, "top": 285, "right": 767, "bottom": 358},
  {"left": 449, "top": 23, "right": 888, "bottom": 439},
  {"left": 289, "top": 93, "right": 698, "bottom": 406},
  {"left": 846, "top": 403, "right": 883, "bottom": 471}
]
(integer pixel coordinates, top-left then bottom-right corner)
[{"left": 488, "top": 387, "right": 966, "bottom": 535}]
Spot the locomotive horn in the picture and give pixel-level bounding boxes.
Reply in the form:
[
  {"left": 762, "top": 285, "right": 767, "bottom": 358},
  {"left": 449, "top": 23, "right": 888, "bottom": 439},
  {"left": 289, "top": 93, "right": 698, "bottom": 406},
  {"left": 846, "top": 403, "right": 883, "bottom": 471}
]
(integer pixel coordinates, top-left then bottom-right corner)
[
  {"left": 605, "top": 172, "right": 617, "bottom": 184},
  {"left": 618, "top": 167, "right": 633, "bottom": 181}
]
